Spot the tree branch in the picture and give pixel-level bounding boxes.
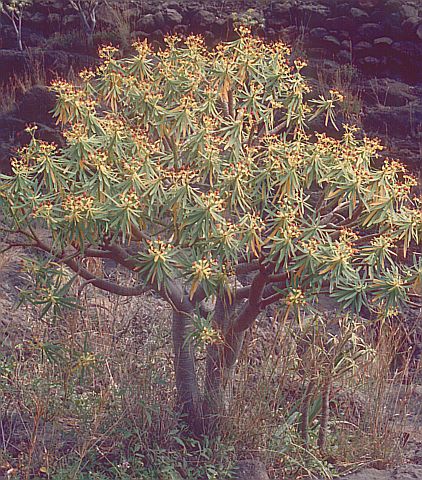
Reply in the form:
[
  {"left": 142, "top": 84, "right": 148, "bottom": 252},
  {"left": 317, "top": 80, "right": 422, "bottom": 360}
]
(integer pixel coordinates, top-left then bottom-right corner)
[{"left": 233, "top": 270, "right": 268, "bottom": 333}]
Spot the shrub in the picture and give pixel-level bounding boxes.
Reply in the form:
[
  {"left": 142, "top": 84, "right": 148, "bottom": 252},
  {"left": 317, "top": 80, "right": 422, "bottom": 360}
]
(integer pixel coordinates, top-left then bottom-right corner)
[
  {"left": 68, "top": 0, "right": 103, "bottom": 46},
  {"left": 1, "top": 29, "right": 421, "bottom": 437},
  {"left": 0, "top": 0, "right": 32, "bottom": 51}
]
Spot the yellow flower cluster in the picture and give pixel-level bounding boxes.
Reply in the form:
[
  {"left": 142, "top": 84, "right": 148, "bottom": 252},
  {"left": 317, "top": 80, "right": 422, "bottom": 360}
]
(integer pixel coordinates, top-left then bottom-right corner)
[
  {"left": 10, "top": 156, "right": 30, "bottom": 175},
  {"left": 192, "top": 258, "right": 215, "bottom": 281},
  {"left": 165, "top": 165, "right": 199, "bottom": 186},
  {"left": 339, "top": 228, "right": 359, "bottom": 244},
  {"left": 147, "top": 239, "right": 174, "bottom": 263},
  {"left": 79, "top": 68, "right": 95, "bottom": 82},
  {"left": 62, "top": 194, "right": 95, "bottom": 222},
  {"left": 334, "top": 240, "right": 356, "bottom": 262},
  {"left": 222, "top": 161, "right": 251, "bottom": 179},
  {"left": 299, "top": 238, "right": 319, "bottom": 255},
  {"left": 32, "top": 201, "right": 53, "bottom": 221},
  {"left": 329, "top": 89, "right": 345, "bottom": 103},
  {"left": 198, "top": 326, "right": 223, "bottom": 345},
  {"left": 98, "top": 45, "right": 119, "bottom": 60},
  {"left": 285, "top": 288, "right": 305, "bottom": 306},
  {"left": 202, "top": 190, "right": 225, "bottom": 211},
  {"left": 132, "top": 39, "right": 151, "bottom": 58},
  {"left": 370, "top": 234, "right": 394, "bottom": 250},
  {"left": 118, "top": 190, "right": 142, "bottom": 210},
  {"left": 382, "top": 159, "right": 406, "bottom": 177}
]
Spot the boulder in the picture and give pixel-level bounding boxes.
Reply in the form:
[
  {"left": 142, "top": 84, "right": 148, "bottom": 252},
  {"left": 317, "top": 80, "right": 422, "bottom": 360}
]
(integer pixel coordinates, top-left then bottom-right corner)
[
  {"left": 325, "top": 16, "right": 355, "bottom": 32},
  {"left": 417, "top": 23, "right": 422, "bottom": 41},
  {"left": 137, "top": 13, "right": 157, "bottom": 33},
  {"left": 154, "top": 11, "right": 166, "bottom": 30},
  {"left": 357, "top": 0, "right": 382, "bottom": 7},
  {"left": 358, "top": 23, "right": 384, "bottom": 41},
  {"left": 400, "top": 4, "right": 419, "bottom": 20},
  {"left": 190, "top": 9, "right": 216, "bottom": 29},
  {"left": 164, "top": 8, "right": 183, "bottom": 26},
  {"left": 363, "top": 103, "right": 422, "bottom": 137},
  {"left": 341, "top": 468, "right": 393, "bottom": 479},
  {"left": 401, "top": 16, "right": 421, "bottom": 35},
  {"left": 15, "top": 86, "right": 57, "bottom": 125},
  {"left": 233, "top": 460, "right": 269, "bottom": 480},
  {"left": 309, "top": 27, "right": 329, "bottom": 39},
  {"left": 271, "top": 1, "right": 292, "bottom": 17},
  {"left": 323, "top": 35, "right": 342, "bottom": 49},
  {"left": 0, "top": 50, "right": 27, "bottom": 81},
  {"left": 361, "top": 78, "right": 418, "bottom": 107},
  {"left": 373, "top": 37, "right": 394, "bottom": 46},
  {"left": 350, "top": 8, "right": 369, "bottom": 20},
  {"left": 292, "top": 2, "right": 331, "bottom": 28}
]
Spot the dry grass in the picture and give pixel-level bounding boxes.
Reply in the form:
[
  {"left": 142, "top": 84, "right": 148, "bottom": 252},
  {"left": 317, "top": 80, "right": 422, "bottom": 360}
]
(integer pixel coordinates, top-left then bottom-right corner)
[
  {"left": 0, "top": 259, "right": 420, "bottom": 479},
  {"left": 0, "top": 53, "right": 47, "bottom": 114}
]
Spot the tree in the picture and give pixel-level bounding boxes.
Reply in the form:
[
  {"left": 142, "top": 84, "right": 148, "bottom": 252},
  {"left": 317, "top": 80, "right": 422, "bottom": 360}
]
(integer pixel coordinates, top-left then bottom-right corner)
[
  {"left": 68, "top": 0, "right": 102, "bottom": 46},
  {"left": 1, "top": 30, "right": 421, "bottom": 435},
  {"left": 0, "top": 0, "right": 32, "bottom": 51}
]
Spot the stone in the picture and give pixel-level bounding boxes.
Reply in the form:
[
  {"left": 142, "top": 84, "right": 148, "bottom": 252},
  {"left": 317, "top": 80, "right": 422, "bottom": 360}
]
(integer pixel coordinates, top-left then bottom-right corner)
[
  {"left": 400, "top": 4, "right": 419, "bottom": 20},
  {"left": 309, "top": 27, "right": 329, "bottom": 39},
  {"left": 341, "top": 468, "right": 393, "bottom": 479},
  {"left": 16, "top": 86, "right": 57, "bottom": 125},
  {"left": 325, "top": 16, "right": 355, "bottom": 32},
  {"left": 354, "top": 41, "right": 373, "bottom": 53},
  {"left": 271, "top": 1, "right": 292, "bottom": 17},
  {"left": 362, "top": 56, "right": 381, "bottom": 66},
  {"left": 62, "top": 14, "right": 79, "bottom": 27},
  {"left": 137, "top": 13, "right": 156, "bottom": 33},
  {"left": 30, "top": 11, "right": 47, "bottom": 26},
  {"left": 191, "top": 9, "right": 216, "bottom": 28},
  {"left": 392, "top": 41, "right": 422, "bottom": 59},
  {"left": 130, "top": 30, "right": 148, "bottom": 41},
  {"left": 363, "top": 104, "right": 422, "bottom": 137},
  {"left": 401, "top": 16, "right": 421, "bottom": 35},
  {"left": 47, "top": 13, "right": 61, "bottom": 26},
  {"left": 338, "top": 49, "right": 352, "bottom": 63},
  {"left": 233, "top": 460, "right": 269, "bottom": 480},
  {"left": 384, "top": 0, "right": 401, "bottom": 13},
  {"left": 163, "top": 1, "right": 183, "bottom": 12},
  {"left": 358, "top": 23, "right": 384, "bottom": 41},
  {"left": 373, "top": 37, "right": 394, "bottom": 46},
  {"left": 357, "top": 0, "right": 381, "bottom": 8},
  {"left": 323, "top": 35, "right": 341, "bottom": 48},
  {"left": 267, "top": 16, "right": 290, "bottom": 29},
  {"left": 293, "top": 3, "right": 330, "bottom": 28},
  {"left": 164, "top": 8, "right": 183, "bottom": 26},
  {"left": 335, "top": 2, "right": 352, "bottom": 16},
  {"left": 361, "top": 78, "right": 418, "bottom": 107},
  {"left": 350, "top": 8, "right": 369, "bottom": 20},
  {"left": 154, "top": 11, "right": 166, "bottom": 30},
  {"left": 417, "top": 23, "right": 422, "bottom": 41},
  {"left": 0, "top": 49, "right": 27, "bottom": 81}
]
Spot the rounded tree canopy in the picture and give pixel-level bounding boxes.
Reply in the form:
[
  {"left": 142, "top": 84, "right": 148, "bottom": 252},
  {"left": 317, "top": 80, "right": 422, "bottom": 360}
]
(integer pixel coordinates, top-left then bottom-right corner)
[{"left": 1, "top": 28, "right": 421, "bottom": 317}]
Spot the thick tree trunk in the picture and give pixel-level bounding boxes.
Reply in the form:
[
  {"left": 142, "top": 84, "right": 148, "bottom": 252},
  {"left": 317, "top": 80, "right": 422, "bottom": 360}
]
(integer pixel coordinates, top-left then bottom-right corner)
[
  {"left": 172, "top": 310, "right": 204, "bottom": 435},
  {"left": 203, "top": 296, "right": 245, "bottom": 432}
]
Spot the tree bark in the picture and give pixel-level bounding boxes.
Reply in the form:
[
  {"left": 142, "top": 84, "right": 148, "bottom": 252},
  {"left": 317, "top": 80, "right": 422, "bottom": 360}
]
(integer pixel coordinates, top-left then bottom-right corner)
[
  {"left": 172, "top": 310, "right": 203, "bottom": 435},
  {"left": 203, "top": 295, "right": 245, "bottom": 432}
]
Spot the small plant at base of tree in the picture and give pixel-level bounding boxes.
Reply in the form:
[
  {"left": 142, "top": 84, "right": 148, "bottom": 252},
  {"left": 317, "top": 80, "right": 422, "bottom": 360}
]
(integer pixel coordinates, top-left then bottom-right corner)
[
  {"left": 0, "top": 0, "right": 32, "bottom": 51},
  {"left": 0, "top": 29, "right": 421, "bottom": 439}
]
